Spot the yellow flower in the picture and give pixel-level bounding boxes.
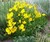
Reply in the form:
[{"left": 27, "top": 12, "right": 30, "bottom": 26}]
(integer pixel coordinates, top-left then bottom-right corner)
[
  {"left": 19, "top": 20, "right": 21, "bottom": 23},
  {"left": 22, "top": 21, "right": 26, "bottom": 24},
  {"left": 7, "top": 21, "right": 16, "bottom": 27},
  {"left": 42, "top": 13, "right": 46, "bottom": 16},
  {"left": 23, "top": 13, "right": 30, "bottom": 18},
  {"left": 19, "top": 4, "right": 24, "bottom": 8},
  {"left": 29, "top": 18, "right": 33, "bottom": 21},
  {"left": 5, "top": 28, "right": 11, "bottom": 35},
  {"left": 29, "top": 5, "right": 33, "bottom": 9},
  {"left": 12, "top": 22, "right": 16, "bottom": 26},
  {"left": 7, "top": 18, "right": 14, "bottom": 26},
  {"left": 7, "top": 21, "right": 12, "bottom": 27},
  {"left": 13, "top": 5, "right": 18, "bottom": 11},
  {"left": 21, "top": 9, "right": 25, "bottom": 13},
  {"left": 22, "top": 28, "right": 25, "bottom": 32},
  {"left": 22, "top": 2, "right": 28, "bottom": 7},
  {"left": 6, "top": 26, "right": 17, "bottom": 34},
  {"left": 18, "top": 14, "right": 20, "bottom": 16},
  {"left": 35, "top": 11, "right": 41, "bottom": 18},
  {"left": 35, "top": 14, "right": 41, "bottom": 18},
  {"left": 33, "top": 4, "right": 37, "bottom": 10},
  {"left": 15, "top": 1, "right": 20, "bottom": 5},
  {"left": 7, "top": 12, "right": 13, "bottom": 19},
  {"left": 9, "top": 8, "right": 13, "bottom": 11},
  {"left": 9, "top": 27, "right": 13, "bottom": 30},
  {"left": 11, "top": 26, "right": 17, "bottom": 33},
  {"left": 19, "top": 24, "right": 24, "bottom": 30},
  {"left": 34, "top": 5, "right": 41, "bottom": 18},
  {"left": 34, "top": 10, "right": 38, "bottom": 14},
  {"left": 19, "top": 2, "right": 28, "bottom": 8},
  {"left": 22, "top": 2, "right": 29, "bottom": 7}
]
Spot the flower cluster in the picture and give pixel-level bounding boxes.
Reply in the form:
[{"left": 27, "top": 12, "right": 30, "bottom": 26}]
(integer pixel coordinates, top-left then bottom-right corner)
[
  {"left": 5, "top": 1, "right": 46, "bottom": 35},
  {"left": 33, "top": 4, "right": 46, "bottom": 18},
  {"left": 5, "top": 12, "right": 17, "bottom": 35}
]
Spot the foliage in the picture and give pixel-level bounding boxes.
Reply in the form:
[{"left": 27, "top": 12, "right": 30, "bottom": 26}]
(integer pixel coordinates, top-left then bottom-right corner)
[
  {"left": 13, "top": 33, "right": 50, "bottom": 42},
  {"left": 13, "top": 36, "right": 35, "bottom": 42},
  {"left": 35, "top": 32, "right": 50, "bottom": 42}
]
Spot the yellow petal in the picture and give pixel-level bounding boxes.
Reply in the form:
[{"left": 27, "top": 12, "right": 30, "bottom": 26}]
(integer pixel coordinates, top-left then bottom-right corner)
[
  {"left": 42, "top": 14, "right": 46, "bottom": 16},
  {"left": 7, "top": 12, "right": 13, "bottom": 19},
  {"left": 12, "top": 22, "right": 16, "bottom": 26},
  {"left": 29, "top": 18, "right": 33, "bottom": 21},
  {"left": 29, "top": 5, "right": 33, "bottom": 9},
  {"left": 33, "top": 4, "right": 37, "bottom": 10},
  {"left": 21, "top": 9, "right": 25, "bottom": 13},
  {"left": 5, "top": 28, "right": 11, "bottom": 35},
  {"left": 19, "top": 20, "right": 21, "bottom": 23},
  {"left": 9, "top": 8, "right": 13, "bottom": 11},
  {"left": 22, "top": 21, "right": 26, "bottom": 24},
  {"left": 23, "top": 13, "right": 30, "bottom": 18},
  {"left": 35, "top": 12, "right": 41, "bottom": 18},
  {"left": 13, "top": 5, "right": 18, "bottom": 11},
  {"left": 19, "top": 24, "right": 24, "bottom": 30},
  {"left": 18, "top": 14, "right": 20, "bottom": 16},
  {"left": 11, "top": 27, "right": 17, "bottom": 33},
  {"left": 22, "top": 28, "right": 25, "bottom": 32}
]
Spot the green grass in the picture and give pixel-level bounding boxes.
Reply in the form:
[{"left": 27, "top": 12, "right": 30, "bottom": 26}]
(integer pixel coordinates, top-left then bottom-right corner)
[
  {"left": 0, "top": 0, "right": 15, "bottom": 40},
  {"left": 0, "top": 0, "right": 14, "bottom": 28}
]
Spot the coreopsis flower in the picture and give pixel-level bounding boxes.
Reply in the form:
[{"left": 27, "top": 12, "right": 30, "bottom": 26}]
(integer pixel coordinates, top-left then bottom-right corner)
[
  {"left": 19, "top": 4, "right": 24, "bottom": 8},
  {"left": 12, "top": 5, "right": 18, "bottom": 11},
  {"left": 23, "top": 13, "right": 30, "bottom": 18},
  {"left": 21, "top": 9, "right": 25, "bottom": 13},
  {"left": 7, "top": 21, "right": 12, "bottom": 27},
  {"left": 9, "top": 8, "right": 13, "bottom": 11},
  {"left": 7, "top": 18, "right": 13, "bottom": 26},
  {"left": 6, "top": 28, "right": 11, "bottom": 35},
  {"left": 6, "top": 10, "right": 17, "bottom": 35},
  {"left": 15, "top": 1, "right": 20, "bottom": 6},
  {"left": 22, "top": 28, "right": 25, "bottom": 32},
  {"left": 22, "top": 21, "right": 26, "bottom": 24},
  {"left": 12, "top": 22, "right": 16, "bottom": 26},
  {"left": 35, "top": 12, "right": 41, "bottom": 18},
  {"left": 29, "top": 18, "right": 33, "bottom": 21},
  {"left": 19, "top": 20, "right": 21, "bottom": 23},
  {"left": 18, "top": 14, "right": 20, "bottom": 16},
  {"left": 28, "top": 5, "right": 33, "bottom": 9},
  {"left": 34, "top": 10, "right": 38, "bottom": 14},
  {"left": 10, "top": 26, "right": 17, "bottom": 33},
  {"left": 33, "top": 4, "right": 37, "bottom": 10},
  {"left": 6, "top": 26, "right": 17, "bottom": 35},
  {"left": 19, "top": 24, "right": 24, "bottom": 30},
  {"left": 7, "top": 12, "right": 13, "bottom": 19},
  {"left": 19, "top": 24, "right": 25, "bottom": 32},
  {"left": 42, "top": 13, "right": 46, "bottom": 16},
  {"left": 34, "top": 10, "right": 41, "bottom": 18}
]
